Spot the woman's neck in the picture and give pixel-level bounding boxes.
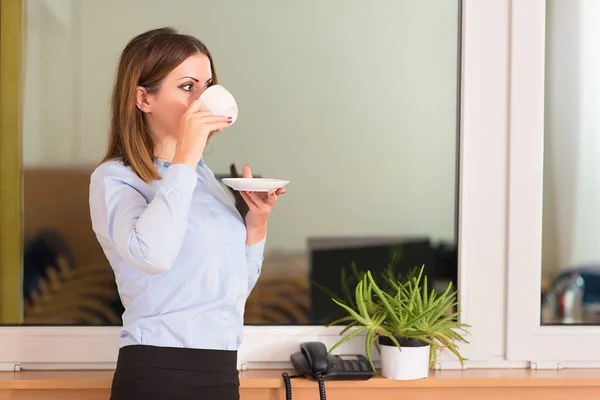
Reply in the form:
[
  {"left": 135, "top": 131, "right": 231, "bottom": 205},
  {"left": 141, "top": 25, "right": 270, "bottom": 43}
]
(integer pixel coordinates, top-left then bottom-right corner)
[{"left": 154, "top": 136, "right": 178, "bottom": 162}]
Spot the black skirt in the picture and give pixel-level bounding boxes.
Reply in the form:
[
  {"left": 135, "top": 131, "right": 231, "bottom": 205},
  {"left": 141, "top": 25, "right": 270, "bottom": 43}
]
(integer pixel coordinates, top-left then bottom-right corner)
[{"left": 110, "top": 345, "right": 239, "bottom": 400}]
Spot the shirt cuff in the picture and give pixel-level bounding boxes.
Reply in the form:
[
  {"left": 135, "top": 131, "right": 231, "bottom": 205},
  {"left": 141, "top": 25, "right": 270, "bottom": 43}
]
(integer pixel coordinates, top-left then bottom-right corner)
[{"left": 246, "top": 236, "right": 266, "bottom": 266}]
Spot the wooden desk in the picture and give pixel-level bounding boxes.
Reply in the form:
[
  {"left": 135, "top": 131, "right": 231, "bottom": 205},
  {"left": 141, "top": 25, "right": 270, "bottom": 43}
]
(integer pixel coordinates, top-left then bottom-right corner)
[{"left": 0, "top": 369, "right": 599, "bottom": 400}]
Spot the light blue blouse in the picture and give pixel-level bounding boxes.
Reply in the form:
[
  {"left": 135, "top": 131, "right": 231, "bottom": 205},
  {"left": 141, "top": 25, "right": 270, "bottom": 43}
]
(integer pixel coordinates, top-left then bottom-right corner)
[{"left": 89, "top": 158, "right": 265, "bottom": 350}]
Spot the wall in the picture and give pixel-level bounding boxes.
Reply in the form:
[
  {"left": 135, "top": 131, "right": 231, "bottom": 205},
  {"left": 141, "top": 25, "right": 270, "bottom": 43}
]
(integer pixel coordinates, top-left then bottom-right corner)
[
  {"left": 23, "top": 0, "right": 460, "bottom": 252},
  {"left": 542, "top": 0, "right": 600, "bottom": 276}
]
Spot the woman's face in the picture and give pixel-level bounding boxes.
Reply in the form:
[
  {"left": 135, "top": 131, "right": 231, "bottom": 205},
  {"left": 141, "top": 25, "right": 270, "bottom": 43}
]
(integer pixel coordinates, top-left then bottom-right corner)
[{"left": 141, "top": 53, "right": 213, "bottom": 139}]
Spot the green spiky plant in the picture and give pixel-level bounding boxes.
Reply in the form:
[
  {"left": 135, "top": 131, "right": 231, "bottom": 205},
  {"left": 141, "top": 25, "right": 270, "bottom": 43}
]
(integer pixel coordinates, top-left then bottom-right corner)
[{"left": 326, "top": 265, "right": 470, "bottom": 372}]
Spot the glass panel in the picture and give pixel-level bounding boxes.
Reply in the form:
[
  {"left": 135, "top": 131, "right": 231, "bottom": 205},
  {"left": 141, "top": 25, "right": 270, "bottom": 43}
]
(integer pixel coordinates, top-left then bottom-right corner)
[
  {"left": 541, "top": 0, "right": 600, "bottom": 325},
  {"left": 12, "top": 0, "right": 461, "bottom": 326}
]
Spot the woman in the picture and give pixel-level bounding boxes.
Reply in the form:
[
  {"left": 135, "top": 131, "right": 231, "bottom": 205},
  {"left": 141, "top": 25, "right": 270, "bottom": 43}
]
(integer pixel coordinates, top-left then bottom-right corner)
[{"left": 89, "top": 27, "right": 285, "bottom": 400}]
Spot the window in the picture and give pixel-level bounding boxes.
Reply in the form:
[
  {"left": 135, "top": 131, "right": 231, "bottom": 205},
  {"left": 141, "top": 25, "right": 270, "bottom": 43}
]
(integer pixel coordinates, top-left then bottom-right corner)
[
  {"left": 18, "top": 0, "right": 461, "bottom": 329},
  {"left": 507, "top": 0, "right": 600, "bottom": 366},
  {"left": 3, "top": 0, "right": 587, "bottom": 370}
]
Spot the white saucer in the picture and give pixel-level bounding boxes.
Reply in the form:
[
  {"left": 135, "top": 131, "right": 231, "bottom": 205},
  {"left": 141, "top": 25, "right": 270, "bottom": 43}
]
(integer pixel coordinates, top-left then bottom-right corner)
[{"left": 221, "top": 178, "right": 289, "bottom": 192}]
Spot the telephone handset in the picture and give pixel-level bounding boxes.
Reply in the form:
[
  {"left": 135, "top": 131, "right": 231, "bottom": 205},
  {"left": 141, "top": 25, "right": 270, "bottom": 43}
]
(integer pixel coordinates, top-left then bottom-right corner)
[
  {"left": 285, "top": 342, "right": 374, "bottom": 400},
  {"left": 298, "top": 342, "right": 329, "bottom": 376}
]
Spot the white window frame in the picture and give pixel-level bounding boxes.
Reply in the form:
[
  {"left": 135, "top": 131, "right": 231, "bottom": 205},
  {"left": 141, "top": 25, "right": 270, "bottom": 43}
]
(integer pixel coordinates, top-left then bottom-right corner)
[
  {"left": 506, "top": 0, "right": 600, "bottom": 367},
  {"left": 0, "top": 0, "right": 546, "bottom": 370}
]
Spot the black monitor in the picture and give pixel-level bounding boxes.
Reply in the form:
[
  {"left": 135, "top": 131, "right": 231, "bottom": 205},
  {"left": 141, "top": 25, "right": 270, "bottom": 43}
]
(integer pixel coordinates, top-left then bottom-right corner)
[{"left": 308, "top": 237, "right": 436, "bottom": 324}]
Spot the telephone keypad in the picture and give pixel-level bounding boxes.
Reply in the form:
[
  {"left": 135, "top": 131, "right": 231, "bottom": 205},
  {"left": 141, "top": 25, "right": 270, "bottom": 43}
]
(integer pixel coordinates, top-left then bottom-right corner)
[{"left": 341, "top": 359, "right": 371, "bottom": 372}]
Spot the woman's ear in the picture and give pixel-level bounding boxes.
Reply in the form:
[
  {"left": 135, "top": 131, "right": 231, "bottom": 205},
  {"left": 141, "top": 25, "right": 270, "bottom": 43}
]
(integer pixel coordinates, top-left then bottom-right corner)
[{"left": 135, "top": 86, "right": 152, "bottom": 113}]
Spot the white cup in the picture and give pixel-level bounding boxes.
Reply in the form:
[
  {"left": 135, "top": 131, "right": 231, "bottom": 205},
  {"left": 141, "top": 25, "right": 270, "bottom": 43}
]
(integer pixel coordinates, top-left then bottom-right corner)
[{"left": 198, "top": 84, "right": 239, "bottom": 125}]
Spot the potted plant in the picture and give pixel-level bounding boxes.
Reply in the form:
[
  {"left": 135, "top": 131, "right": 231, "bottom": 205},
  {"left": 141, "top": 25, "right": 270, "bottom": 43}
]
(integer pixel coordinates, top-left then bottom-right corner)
[{"left": 327, "top": 265, "right": 469, "bottom": 380}]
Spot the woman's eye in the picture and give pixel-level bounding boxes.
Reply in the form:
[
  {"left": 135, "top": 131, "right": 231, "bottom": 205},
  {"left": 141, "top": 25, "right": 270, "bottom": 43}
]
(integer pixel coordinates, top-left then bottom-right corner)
[
  {"left": 204, "top": 81, "right": 213, "bottom": 89},
  {"left": 180, "top": 83, "right": 194, "bottom": 92}
]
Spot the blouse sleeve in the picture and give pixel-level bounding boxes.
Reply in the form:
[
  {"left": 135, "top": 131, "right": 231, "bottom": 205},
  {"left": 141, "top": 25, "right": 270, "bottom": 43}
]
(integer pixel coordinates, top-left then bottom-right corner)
[{"left": 89, "top": 162, "right": 197, "bottom": 275}]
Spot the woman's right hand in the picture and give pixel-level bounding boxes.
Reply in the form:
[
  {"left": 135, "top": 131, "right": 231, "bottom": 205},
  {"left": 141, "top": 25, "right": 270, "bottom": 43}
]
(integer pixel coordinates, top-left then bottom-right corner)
[{"left": 172, "top": 99, "right": 232, "bottom": 169}]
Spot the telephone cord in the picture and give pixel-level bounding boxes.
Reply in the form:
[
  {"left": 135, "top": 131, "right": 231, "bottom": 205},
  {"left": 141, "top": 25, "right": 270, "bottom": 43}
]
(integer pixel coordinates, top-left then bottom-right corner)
[
  {"left": 316, "top": 373, "right": 327, "bottom": 400},
  {"left": 282, "top": 372, "right": 326, "bottom": 400},
  {"left": 282, "top": 372, "right": 293, "bottom": 400}
]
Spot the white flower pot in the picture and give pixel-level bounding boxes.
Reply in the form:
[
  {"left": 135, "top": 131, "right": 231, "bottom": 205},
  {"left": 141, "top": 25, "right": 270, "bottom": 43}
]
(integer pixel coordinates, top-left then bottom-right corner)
[{"left": 380, "top": 343, "right": 430, "bottom": 380}]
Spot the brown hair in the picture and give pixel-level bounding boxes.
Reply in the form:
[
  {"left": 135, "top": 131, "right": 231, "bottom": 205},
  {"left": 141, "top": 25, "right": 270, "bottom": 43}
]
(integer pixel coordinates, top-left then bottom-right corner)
[{"left": 102, "top": 27, "right": 218, "bottom": 182}]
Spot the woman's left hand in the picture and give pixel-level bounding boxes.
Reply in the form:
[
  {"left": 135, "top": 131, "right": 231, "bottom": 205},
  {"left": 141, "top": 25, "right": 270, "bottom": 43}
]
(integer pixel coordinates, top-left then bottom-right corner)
[{"left": 240, "top": 165, "right": 286, "bottom": 231}]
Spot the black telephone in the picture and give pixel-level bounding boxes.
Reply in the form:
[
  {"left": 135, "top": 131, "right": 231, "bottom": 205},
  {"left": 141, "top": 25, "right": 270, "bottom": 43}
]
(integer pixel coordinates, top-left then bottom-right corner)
[
  {"left": 290, "top": 341, "right": 374, "bottom": 380},
  {"left": 284, "top": 342, "right": 374, "bottom": 400}
]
